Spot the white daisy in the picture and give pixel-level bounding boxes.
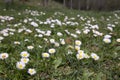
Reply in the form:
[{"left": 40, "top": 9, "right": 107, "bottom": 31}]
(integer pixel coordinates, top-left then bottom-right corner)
[
  {"left": 28, "top": 68, "right": 36, "bottom": 75},
  {"left": 20, "top": 58, "right": 29, "bottom": 64},
  {"left": 16, "top": 62, "right": 26, "bottom": 69},
  {"left": 75, "top": 40, "right": 82, "bottom": 46},
  {"left": 116, "top": 38, "right": 120, "bottom": 42},
  {"left": 0, "top": 53, "right": 9, "bottom": 60},
  {"left": 50, "top": 39, "right": 55, "bottom": 44},
  {"left": 14, "top": 41, "right": 20, "bottom": 45},
  {"left": 91, "top": 53, "right": 99, "bottom": 60},
  {"left": 20, "top": 51, "right": 30, "bottom": 58},
  {"left": 75, "top": 46, "right": 80, "bottom": 51},
  {"left": 103, "top": 38, "right": 111, "bottom": 43},
  {"left": 27, "top": 46, "right": 34, "bottom": 50},
  {"left": 76, "top": 52, "right": 85, "bottom": 60},
  {"left": 42, "top": 52, "right": 50, "bottom": 58},
  {"left": 48, "top": 48, "right": 56, "bottom": 54}
]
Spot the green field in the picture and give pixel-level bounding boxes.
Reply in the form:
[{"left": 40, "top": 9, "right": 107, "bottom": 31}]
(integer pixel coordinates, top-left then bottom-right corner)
[{"left": 0, "top": 1, "right": 120, "bottom": 80}]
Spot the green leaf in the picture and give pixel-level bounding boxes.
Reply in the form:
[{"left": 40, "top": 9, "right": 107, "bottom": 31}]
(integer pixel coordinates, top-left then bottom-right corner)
[
  {"left": 53, "top": 57, "right": 62, "bottom": 69},
  {"left": 82, "top": 70, "right": 94, "bottom": 80},
  {"left": 95, "top": 72, "right": 104, "bottom": 80},
  {"left": 115, "top": 46, "right": 120, "bottom": 51}
]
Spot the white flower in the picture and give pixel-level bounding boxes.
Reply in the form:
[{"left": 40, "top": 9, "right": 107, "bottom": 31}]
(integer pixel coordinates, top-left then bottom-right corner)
[
  {"left": 38, "top": 45, "right": 43, "bottom": 48},
  {"left": 27, "top": 46, "right": 34, "bottom": 50},
  {"left": 48, "top": 48, "right": 56, "bottom": 54},
  {"left": 107, "top": 27, "right": 113, "bottom": 31},
  {"left": 91, "top": 25, "right": 99, "bottom": 29},
  {"left": 60, "top": 39, "right": 65, "bottom": 45},
  {"left": 57, "top": 32, "right": 63, "bottom": 37},
  {"left": 103, "top": 38, "right": 111, "bottom": 43},
  {"left": 84, "top": 54, "right": 90, "bottom": 58},
  {"left": 50, "top": 39, "right": 55, "bottom": 44},
  {"left": 0, "top": 36, "right": 4, "bottom": 40},
  {"left": 65, "top": 30, "right": 70, "bottom": 35},
  {"left": 16, "top": 62, "right": 26, "bottom": 69},
  {"left": 83, "top": 29, "right": 90, "bottom": 34},
  {"left": 18, "top": 29, "right": 24, "bottom": 33},
  {"left": 0, "top": 53, "right": 9, "bottom": 60},
  {"left": 42, "top": 52, "right": 50, "bottom": 58},
  {"left": 45, "top": 33, "right": 51, "bottom": 36},
  {"left": 77, "top": 15, "right": 80, "bottom": 17},
  {"left": 28, "top": 68, "right": 36, "bottom": 75},
  {"left": 23, "top": 19, "right": 28, "bottom": 23},
  {"left": 43, "top": 38, "right": 48, "bottom": 42},
  {"left": 78, "top": 50, "right": 84, "bottom": 54},
  {"left": 54, "top": 42, "right": 60, "bottom": 47},
  {"left": 20, "top": 51, "right": 30, "bottom": 58},
  {"left": 91, "top": 53, "right": 99, "bottom": 60},
  {"left": 24, "top": 39, "right": 29, "bottom": 42},
  {"left": 76, "top": 51, "right": 85, "bottom": 60},
  {"left": 116, "top": 38, "right": 120, "bottom": 42},
  {"left": 75, "top": 40, "right": 82, "bottom": 46},
  {"left": 20, "top": 58, "right": 29, "bottom": 64},
  {"left": 9, "top": 32, "right": 14, "bottom": 35},
  {"left": 14, "top": 41, "right": 20, "bottom": 45},
  {"left": 26, "top": 29, "right": 32, "bottom": 33},
  {"left": 67, "top": 45, "right": 74, "bottom": 49},
  {"left": 68, "top": 50, "right": 73, "bottom": 54},
  {"left": 38, "top": 34, "right": 43, "bottom": 37},
  {"left": 46, "top": 30, "right": 51, "bottom": 34},
  {"left": 76, "top": 30, "right": 81, "bottom": 34},
  {"left": 30, "top": 22, "right": 38, "bottom": 27},
  {"left": 50, "top": 24, "right": 55, "bottom": 28},
  {"left": 75, "top": 46, "right": 80, "bottom": 51},
  {"left": 3, "top": 33, "right": 9, "bottom": 36},
  {"left": 71, "top": 33, "right": 78, "bottom": 38},
  {"left": 104, "top": 35, "right": 111, "bottom": 39}
]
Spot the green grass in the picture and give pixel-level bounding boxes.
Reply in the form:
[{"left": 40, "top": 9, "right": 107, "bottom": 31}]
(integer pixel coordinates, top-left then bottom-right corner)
[{"left": 0, "top": 1, "right": 120, "bottom": 80}]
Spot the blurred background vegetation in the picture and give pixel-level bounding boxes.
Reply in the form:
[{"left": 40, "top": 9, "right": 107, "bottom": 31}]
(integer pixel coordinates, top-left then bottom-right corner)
[{"left": 1, "top": 0, "right": 120, "bottom": 11}]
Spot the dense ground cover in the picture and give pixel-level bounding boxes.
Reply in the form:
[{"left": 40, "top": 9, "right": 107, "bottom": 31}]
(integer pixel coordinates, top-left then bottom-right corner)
[{"left": 0, "top": 1, "right": 120, "bottom": 80}]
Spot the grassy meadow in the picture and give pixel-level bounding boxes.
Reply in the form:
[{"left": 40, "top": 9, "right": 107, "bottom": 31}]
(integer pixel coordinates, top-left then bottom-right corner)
[{"left": 0, "top": 1, "right": 120, "bottom": 80}]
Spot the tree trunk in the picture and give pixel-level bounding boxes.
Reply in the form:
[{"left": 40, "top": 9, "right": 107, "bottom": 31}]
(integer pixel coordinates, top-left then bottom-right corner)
[
  {"left": 42, "top": 0, "right": 49, "bottom": 7},
  {"left": 5, "top": 0, "right": 13, "bottom": 9},
  {"left": 70, "top": 0, "right": 72, "bottom": 9},
  {"left": 63, "top": 0, "right": 65, "bottom": 6},
  {"left": 78, "top": 0, "right": 80, "bottom": 10},
  {"left": 86, "top": 0, "right": 90, "bottom": 10}
]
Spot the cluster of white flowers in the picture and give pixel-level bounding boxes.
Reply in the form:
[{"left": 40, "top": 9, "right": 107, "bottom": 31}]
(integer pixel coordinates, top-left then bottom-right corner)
[
  {"left": 76, "top": 50, "right": 86, "bottom": 60},
  {"left": 42, "top": 48, "right": 56, "bottom": 58},
  {"left": 16, "top": 51, "right": 30, "bottom": 70},
  {"left": 75, "top": 40, "right": 82, "bottom": 51},
  {"left": 25, "top": 9, "right": 45, "bottom": 16},
  {"left": 76, "top": 50, "right": 99, "bottom": 60},
  {"left": 1, "top": 9, "right": 120, "bottom": 77},
  {"left": 0, "top": 16, "right": 14, "bottom": 22},
  {"left": 107, "top": 24, "right": 115, "bottom": 31},
  {"left": 16, "top": 51, "right": 36, "bottom": 75},
  {"left": 0, "top": 28, "right": 15, "bottom": 37}
]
